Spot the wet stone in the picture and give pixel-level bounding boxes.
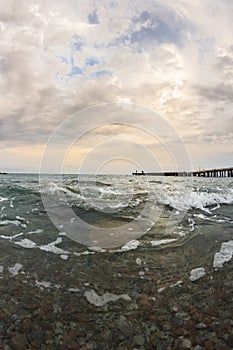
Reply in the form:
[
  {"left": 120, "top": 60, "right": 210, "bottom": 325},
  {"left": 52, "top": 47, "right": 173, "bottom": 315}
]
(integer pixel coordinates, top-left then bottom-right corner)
[
  {"left": 133, "top": 334, "right": 145, "bottom": 346},
  {"left": 175, "top": 337, "right": 192, "bottom": 349},
  {"left": 10, "top": 333, "right": 27, "bottom": 350},
  {"left": 196, "top": 322, "right": 207, "bottom": 329},
  {"left": 19, "top": 318, "right": 33, "bottom": 333}
]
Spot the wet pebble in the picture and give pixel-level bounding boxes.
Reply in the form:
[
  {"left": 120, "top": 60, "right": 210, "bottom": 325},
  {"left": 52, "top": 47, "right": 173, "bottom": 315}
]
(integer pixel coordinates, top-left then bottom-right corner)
[
  {"left": 133, "top": 334, "right": 145, "bottom": 346},
  {"left": 19, "top": 318, "right": 33, "bottom": 333},
  {"left": 196, "top": 322, "right": 207, "bottom": 329},
  {"left": 174, "top": 337, "right": 192, "bottom": 349},
  {"left": 10, "top": 333, "right": 27, "bottom": 350}
]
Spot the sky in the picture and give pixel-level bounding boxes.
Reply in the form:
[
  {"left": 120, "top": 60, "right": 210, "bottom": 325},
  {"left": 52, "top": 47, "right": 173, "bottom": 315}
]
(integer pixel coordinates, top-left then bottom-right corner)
[{"left": 0, "top": 0, "right": 233, "bottom": 173}]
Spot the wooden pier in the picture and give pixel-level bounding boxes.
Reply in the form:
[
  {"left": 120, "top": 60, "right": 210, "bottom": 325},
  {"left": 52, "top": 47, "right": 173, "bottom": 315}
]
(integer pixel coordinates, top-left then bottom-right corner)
[
  {"left": 132, "top": 167, "right": 233, "bottom": 178},
  {"left": 193, "top": 167, "right": 233, "bottom": 177}
]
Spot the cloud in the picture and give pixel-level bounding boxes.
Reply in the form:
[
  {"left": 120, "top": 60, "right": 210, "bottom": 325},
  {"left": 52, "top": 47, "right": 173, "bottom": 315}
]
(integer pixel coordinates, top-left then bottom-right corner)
[{"left": 0, "top": 0, "right": 232, "bottom": 171}]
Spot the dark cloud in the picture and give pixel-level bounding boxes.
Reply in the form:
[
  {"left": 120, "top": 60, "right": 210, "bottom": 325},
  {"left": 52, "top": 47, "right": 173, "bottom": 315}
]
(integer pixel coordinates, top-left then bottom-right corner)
[{"left": 196, "top": 83, "right": 233, "bottom": 103}]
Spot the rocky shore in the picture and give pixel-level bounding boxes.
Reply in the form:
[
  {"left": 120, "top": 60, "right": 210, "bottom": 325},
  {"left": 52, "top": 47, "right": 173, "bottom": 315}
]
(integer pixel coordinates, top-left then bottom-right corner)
[{"left": 1, "top": 250, "right": 233, "bottom": 350}]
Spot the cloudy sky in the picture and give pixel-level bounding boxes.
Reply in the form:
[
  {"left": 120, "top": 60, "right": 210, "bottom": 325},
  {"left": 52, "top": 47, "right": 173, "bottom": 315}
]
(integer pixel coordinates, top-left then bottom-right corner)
[{"left": 0, "top": 0, "right": 233, "bottom": 173}]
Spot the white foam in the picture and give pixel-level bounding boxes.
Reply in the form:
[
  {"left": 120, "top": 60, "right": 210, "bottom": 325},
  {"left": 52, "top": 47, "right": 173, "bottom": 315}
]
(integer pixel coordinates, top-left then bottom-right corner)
[
  {"left": 194, "top": 213, "right": 229, "bottom": 223},
  {"left": 39, "top": 237, "right": 69, "bottom": 255},
  {"left": 0, "top": 197, "right": 7, "bottom": 202},
  {"left": 112, "top": 240, "right": 140, "bottom": 252},
  {"left": 159, "top": 187, "right": 233, "bottom": 212},
  {"left": 13, "top": 236, "right": 70, "bottom": 257},
  {"left": 84, "top": 289, "right": 131, "bottom": 307},
  {"left": 16, "top": 215, "right": 27, "bottom": 222},
  {"left": 8, "top": 263, "right": 23, "bottom": 276},
  {"left": 74, "top": 250, "right": 95, "bottom": 257},
  {"left": 0, "top": 219, "right": 26, "bottom": 228},
  {"left": 0, "top": 232, "right": 24, "bottom": 240},
  {"left": 88, "top": 246, "right": 106, "bottom": 252},
  {"left": 26, "top": 229, "right": 44, "bottom": 235},
  {"left": 59, "top": 231, "right": 67, "bottom": 236},
  {"left": 60, "top": 254, "right": 69, "bottom": 260},
  {"left": 189, "top": 267, "right": 206, "bottom": 281},
  {"left": 136, "top": 258, "right": 142, "bottom": 265},
  {"left": 0, "top": 266, "right": 3, "bottom": 273},
  {"left": 14, "top": 239, "right": 37, "bottom": 248},
  {"left": 150, "top": 239, "right": 177, "bottom": 246},
  {"left": 213, "top": 240, "right": 233, "bottom": 268}
]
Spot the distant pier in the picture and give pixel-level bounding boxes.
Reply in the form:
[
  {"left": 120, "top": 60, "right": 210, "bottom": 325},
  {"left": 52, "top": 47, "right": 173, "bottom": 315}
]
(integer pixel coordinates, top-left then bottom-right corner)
[
  {"left": 133, "top": 167, "right": 233, "bottom": 178},
  {"left": 192, "top": 167, "right": 233, "bottom": 177}
]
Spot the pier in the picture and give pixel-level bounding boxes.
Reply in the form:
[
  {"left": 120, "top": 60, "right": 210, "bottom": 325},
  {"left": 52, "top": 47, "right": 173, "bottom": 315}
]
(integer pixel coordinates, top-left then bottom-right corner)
[
  {"left": 132, "top": 167, "right": 233, "bottom": 178},
  {"left": 193, "top": 167, "right": 233, "bottom": 178}
]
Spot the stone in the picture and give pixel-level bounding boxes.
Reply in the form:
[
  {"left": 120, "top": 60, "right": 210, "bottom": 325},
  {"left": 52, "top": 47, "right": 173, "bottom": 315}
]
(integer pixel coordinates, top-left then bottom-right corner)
[
  {"left": 10, "top": 333, "right": 27, "bottom": 350},
  {"left": 182, "top": 338, "right": 192, "bottom": 349},
  {"left": 175, "top": 337, "right": 192, "bottom": 349},
  {"left": 20, "top": 318, "right": 33, "bottom": 333},
  {"left": 189, "top": 268, "right": 206, "bottom": 282},
  {"left": 204, "top": 340, "right": 214, "bottom": 350},
  {"left": 134, "top": 334, "right": 145, "bottom": 346},
  {"left": 196, "top": 323, "right": 207, "bottom": 329}
]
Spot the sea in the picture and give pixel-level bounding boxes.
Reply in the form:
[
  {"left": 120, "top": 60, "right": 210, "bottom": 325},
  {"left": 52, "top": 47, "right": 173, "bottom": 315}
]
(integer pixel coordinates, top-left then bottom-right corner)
[{"left": 0, "top": 173, "right": 233, "bottom": 305}]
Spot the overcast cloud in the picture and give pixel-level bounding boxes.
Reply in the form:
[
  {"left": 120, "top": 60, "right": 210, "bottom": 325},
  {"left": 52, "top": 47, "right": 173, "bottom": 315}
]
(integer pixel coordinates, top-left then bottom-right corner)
[{"left": 0, "top": 0, "right": 232, "bottom": 172}]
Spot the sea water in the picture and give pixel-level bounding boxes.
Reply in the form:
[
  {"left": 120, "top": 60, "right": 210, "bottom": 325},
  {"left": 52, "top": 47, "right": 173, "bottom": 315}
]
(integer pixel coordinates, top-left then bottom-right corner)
[{"left": 0, "top": 173, "right": 233, "bottom": 305}]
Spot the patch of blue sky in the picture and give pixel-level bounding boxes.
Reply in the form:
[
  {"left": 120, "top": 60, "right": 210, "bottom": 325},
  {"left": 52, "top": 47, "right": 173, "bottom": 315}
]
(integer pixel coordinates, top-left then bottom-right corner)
[
  {"left": 66, "top": 65, "right": 83, "bottom": 77},
  {"left": 59, "top": 55, "right": 75, "bottom": 66},
  {"left": 59, "top": 56, "right": 69, "bottom": 64},
  {"left": 86, "top": 57, "right": 99, "bottom": 66},
  {"left": 131, "top": 19, "right": 185, "bottom": 47},
  {"left": 121, "top": 10, "right": 189, "bottom": 48},
  {"left": 88, "top": 10, "right": 99, "bottom": 24},
  {"left": 135, "top": 10, "right": 151, "bottom": 24},
  {"left": 70, "top": 34, "right": 83, "bottom": 55},
  {"left": 108, "top": 34, "right": 131, "bottom": 48},
  {"left": 55, "top": 71, "right": 67, "bottom": 88},
  {"left": 91, "top": 69, "right": 112, "bottom": 78}
]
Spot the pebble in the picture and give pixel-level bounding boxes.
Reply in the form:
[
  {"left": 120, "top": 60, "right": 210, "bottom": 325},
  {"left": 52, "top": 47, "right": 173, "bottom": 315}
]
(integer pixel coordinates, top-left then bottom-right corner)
[
  {"left": 20, "top": 318, "right": 33, "bottom": 333},
  {"left": 204, "top": 340, "right": 214, "bottom": 350},
  {"left": 174, "top": 337, "right": 192, "bottom": 349},
  {"left": 189, "top": 268, "right": 206, "bottom": 282},
  {"left": 10, "top": 333, "right": 27, "bottom": 350},
  {"left": 134, "top": 334, "right": 145, "bottom": 346},
  {"left": 196, "top": 322, "right": 207, "bottom": 329},
  {"left": 182, "top": 338, "right": 192, "bottom": 349}
]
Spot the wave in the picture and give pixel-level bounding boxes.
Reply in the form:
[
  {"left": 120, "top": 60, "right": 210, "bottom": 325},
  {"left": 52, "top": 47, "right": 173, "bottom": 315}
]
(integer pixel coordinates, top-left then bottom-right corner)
[
  {"left": 2, "top": 176, "right": 232, "bottom": 217},
  {"left": 154, "top": 186, "right": 233, "bottom": 212}
]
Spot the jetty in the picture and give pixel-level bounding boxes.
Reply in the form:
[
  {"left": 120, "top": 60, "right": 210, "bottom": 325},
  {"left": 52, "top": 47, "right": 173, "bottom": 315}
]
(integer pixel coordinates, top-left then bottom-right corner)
[{"left": 132, "top": 167, "right": 233, "bottom": 178}]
